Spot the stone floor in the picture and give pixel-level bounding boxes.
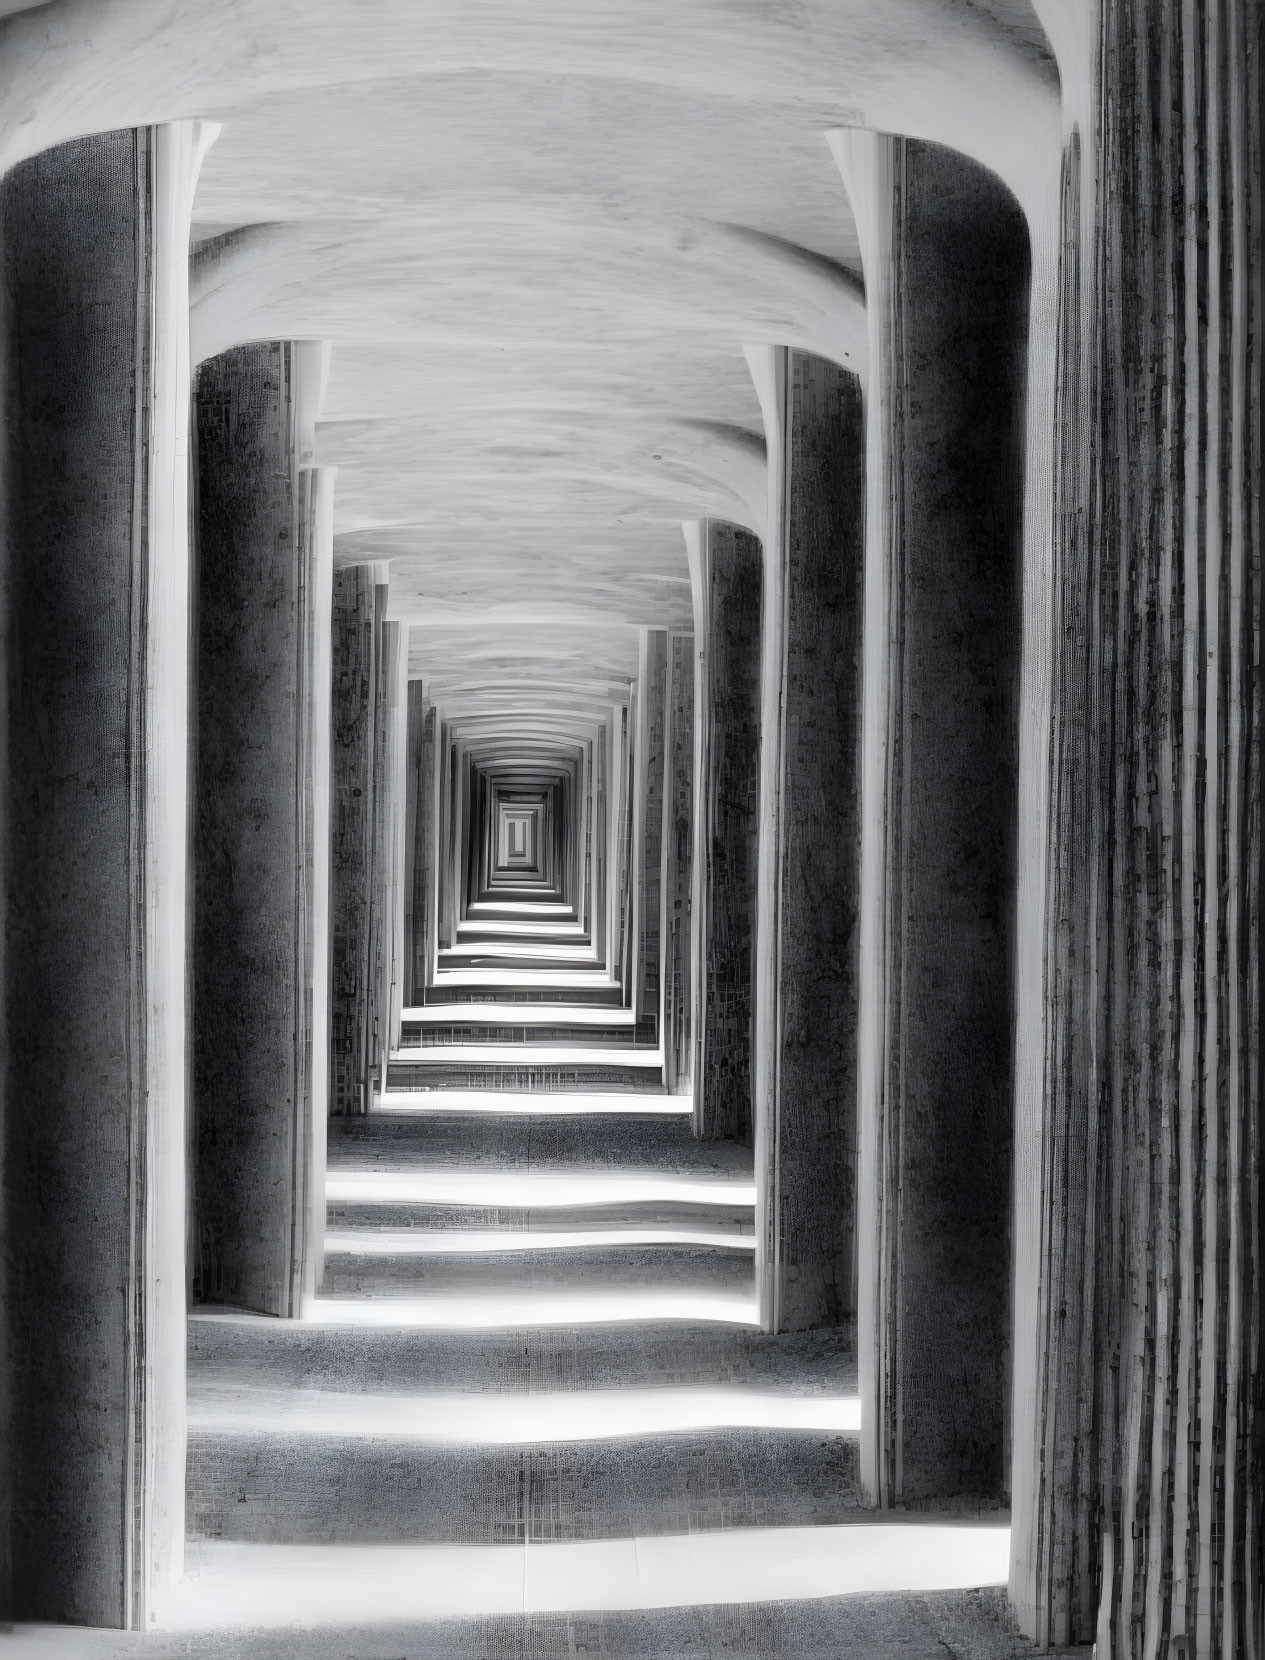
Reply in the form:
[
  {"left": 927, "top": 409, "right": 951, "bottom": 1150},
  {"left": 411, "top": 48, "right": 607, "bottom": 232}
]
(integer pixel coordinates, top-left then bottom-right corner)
[{"left": 12, "top": 911, "right": 1042, "bottom": 1659}]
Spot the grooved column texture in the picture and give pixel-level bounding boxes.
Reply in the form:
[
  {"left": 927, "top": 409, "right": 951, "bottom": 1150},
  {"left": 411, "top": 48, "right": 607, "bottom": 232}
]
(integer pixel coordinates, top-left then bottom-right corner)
[
  {"left": 192, "top": 341, "right": 319, "bottom": 1319},
  {"left": 870, "top": 140, "right": 1027, "bottom": 1506},
  {"left": 330, "top": 568, "right": 381, "bottom": 1115},
  {"left": 1024, "top": 5, "right": 1264, "bottom": 1653},
  {"left": 772, "top": 355, "right": 864, "bottom": 1333},
  {"left": 1, "top": 129, "right": 164, "bottom": 1627},
  {"left": 700, "top": 524, "right": 762, "bottom": 1144}
]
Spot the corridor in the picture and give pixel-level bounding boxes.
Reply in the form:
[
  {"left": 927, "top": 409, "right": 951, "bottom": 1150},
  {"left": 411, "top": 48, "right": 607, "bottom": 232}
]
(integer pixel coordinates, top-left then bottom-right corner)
[
  {"left": 0, "top": 2, "right": 1260, "bottom": 1657},
  {"left": 180, "top": 682, "right": 1008, "bottom": 1643}
]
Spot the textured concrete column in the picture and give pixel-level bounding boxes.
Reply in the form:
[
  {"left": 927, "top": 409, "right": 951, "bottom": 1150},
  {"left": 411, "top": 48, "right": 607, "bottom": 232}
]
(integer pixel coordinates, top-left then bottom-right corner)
[
  {"left": 0, "top": 123, "right": 212, "bottom": 1628},
  {"left": 191, "top": 340, "right": 333, "bottom": 1319},
  {"left": 634, "top": 629, "right": 668, "bottom": 1042},
  {"left": 663, "top": 630, "right": 694, "bottom": 1093},
  {"left": 613, "top": 697, "right": 636, "bottom": 996},
  {"left": 404, "top": 680, "right": 435, "bottom": 1005},
  {"left": 844, "top": 139, "right": 1028, "bottom": 1507},
  {"left": 693, "top": 523, "right": 761, "bottom": 1144},
  {"left": 766, "top": 353, "right": 864, "bottom": 1333},
  {"left": 330, "top": 565, "right": 383, "bottom": 1115},
  {"left": 590, "top": 717, "right": 610, "bottom": 969},
  {"left": 1011, "top": 6, "right": 1264, "bottom": 1650},
  {"left": 438, "top": 719, "right": 458, "bottom": 956},
  {"left": 373, "top": 619, "right": 408, "bottom": 1063}
]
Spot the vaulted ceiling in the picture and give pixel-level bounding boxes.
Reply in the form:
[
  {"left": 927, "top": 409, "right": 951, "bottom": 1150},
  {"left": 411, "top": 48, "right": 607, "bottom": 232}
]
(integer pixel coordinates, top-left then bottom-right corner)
[{"left": 0, "top": 0, "right": 1060, "bottom": 713}]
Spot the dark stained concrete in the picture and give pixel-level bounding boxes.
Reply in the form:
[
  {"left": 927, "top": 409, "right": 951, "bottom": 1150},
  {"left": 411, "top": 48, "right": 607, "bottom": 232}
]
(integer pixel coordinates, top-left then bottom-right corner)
[
  {"left": 327, "top": 1109, "right": 753, "bottom": 1173},
  {"left": 192, "top": 341, "right": 314, "bottom": 1318},
  {"left": 1021, "top": 6, "right": 1265, "bottom": 1645},
  {"left": 316, "top": 1242, "right": 752, "bottom": 1299},
  {"left": 404, "top": 681, "right": 434, "bottom": 1003},
  {"left": 636, "top": 630, "right": 668, "bottom": 1042},
  {"left": 189, "top": 1310, "right": 853, "bottom": 1393},
  {"left": 369, "top": 614, "right": 403, "bottom": 1067},
  {"left": 387, "top": 1058, "right": 659, "bottom": 1091},
  {"left": 699, "top": 525, "right": 762, "bottom": 1144},
  {"left": 1, "top": 129, "right": 156, "bottom": 1626},
  {"left": 330, "top": 566, "right": 381, "bottom": 1115},
  {"left": 664, "top": 631, "right": 694, "bottom": 1090},
  {"left": 772, "top": 354, "right": 864, "bottom": 1333},
  {"left": 877, "top": 139, "right": 1026, "bottom": 1505},
  {"left": 188, "top": 1427, "right": 860, "bottom": 1544},
  {"left": 402, "top": 1021, "right": 644, "bottom": 1046}
]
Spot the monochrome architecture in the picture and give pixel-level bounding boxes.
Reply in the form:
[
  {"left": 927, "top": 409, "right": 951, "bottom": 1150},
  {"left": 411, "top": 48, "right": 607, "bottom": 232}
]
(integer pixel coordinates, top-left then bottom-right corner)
[{"left": 0, "top": 2, "right": 1260, "bottom": 1656}]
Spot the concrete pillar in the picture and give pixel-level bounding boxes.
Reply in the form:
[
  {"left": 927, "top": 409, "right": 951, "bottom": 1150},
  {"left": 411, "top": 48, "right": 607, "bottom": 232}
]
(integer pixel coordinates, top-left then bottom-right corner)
[
  {"left": 844, "top": 139, "right": 1028, "bottom": 1507},
  {"left": 1009, "top": 6, "right": 1264, "bottom": 1650},
  {"left": 692, "top": 523, "right": 761, "bottom": 1144},
  {"left": 404, "top": 681, "right": 435, "bottom": 1005},
  {"left": 663, "top": 630, "right": 694, "bottom": 1093},
  {"left": 330, "top": 565, "right": 383, "bottom": 1115},
  {"left": 0, "top": 123, "right": 212, "bottom": 1628},
  {"left": 613, "top": 697, "right": 636, "bottom": 997},
  {"left": 373, "top": 619, "right": 407, "bottom": 1064},
  {"left": 191, "top": 340, "right": 333, "bottom": 1319},
  {"left": 764, "top": 353, "right": 864, "bottom": 1333},
  {"left": 439, "top": 719, "right": 459, "bottom": 956},
  {"left": 634, "top": 629, "right": 668, "bottom": 1042}
]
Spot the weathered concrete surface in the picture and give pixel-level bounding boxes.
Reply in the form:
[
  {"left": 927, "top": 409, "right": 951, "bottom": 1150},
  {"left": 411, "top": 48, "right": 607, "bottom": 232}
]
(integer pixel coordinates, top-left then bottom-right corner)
[
  {"left": 0, "top": 127, "right": 200, "bottom": 1628},
  {"left": 327, "top": 1108, "right": 754, "bottom": 1173},
  {"left": 772, "top": 355, "right": 864, "bottom": 1333},
  {"left": 316, "top": 1242, "right": 752, "bottom": 1300},
  {"left": 1015, "top": 4, "right": 1265, "bottom": 1649},
  {"left": 664, "top": 632, "right": 694, "bottom": 1092},
  {"left": 635, "top": 630, "right": 667, "bottom": 1043},
  {"left": 699, "top": 525, "right": 761, "bottom": 1145},
  {"left": 1, "top": 124, "right": 146, "bottom": 1632},
  {"left": 329, "top": 567, "right": 381, "bottom": 1116},
  {"left": 869, "top": 140, "right": 1027, "bottom": 1507},
  {"left": 187, "top": 1428, "right": 857, "bottom": 1545},
  {"left": 9, "top": 1588, "right": 1077, "bottom": 1660},
  {"left": 404, "top": 682, "right": 435, "bottom": 1003},
  {"left": 192, "top": 342, "right": 314, "bottom": 1318},
  {"left": 370, "top": 616, "right": 405, "bottom": 1069},
  {"left": 188, "top": 1312, "right": 854, "bottom": 1395}
]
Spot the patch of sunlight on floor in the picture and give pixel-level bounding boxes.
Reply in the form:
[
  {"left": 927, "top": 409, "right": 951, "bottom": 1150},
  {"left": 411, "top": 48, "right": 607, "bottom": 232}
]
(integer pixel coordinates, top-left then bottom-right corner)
[
  {"left": 324, "top": 1171, "right": 757, "bottom": 1207},
  {"left": 438, "top": 941, "right": 600, "bottom": 960},
  {"left": 376, "top": 1088, "right": 688, "bottom": 1113},
  {"left": 466, "top": 900, "right": 574, "bottom": 912},
  {"left": 389, "top": 1044, "right": 662, "bottom": 1065},
  {"left": 167, "top": 1524, "right": 1011, "bottom": 1627},
  {"left": 323, "top": 1225, "right": 753, "bottom": 1253},
  {"left": 401, "top": 1002, "right": 636, "bottom": 1024},
  {"left": 433, "top": 968, "right": 620, "bottom": 987},
  {"left": 188, "top": 1385, "right": 861, "bottom": 1441},
  {"left": 454, "top": 918, "right": 586, "bottom": 935},
  {"left": 300, "top": 1290, "right": 761, "bottom": 1328}
]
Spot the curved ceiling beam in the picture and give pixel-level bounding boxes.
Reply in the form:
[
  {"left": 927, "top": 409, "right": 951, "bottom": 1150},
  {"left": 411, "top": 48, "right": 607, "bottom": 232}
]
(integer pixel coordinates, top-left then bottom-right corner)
[
  {"left": 188, "top": 215, "right": 865, "bottom": 374},
  {"left": 0, "top": 1, "right": 1057, "bottom": 204},
  {"left": 362, "top": 518, "right": 695, "bottom": 630},
  {"left": 322, "top": 414, "right": 767, "bottom": 542}
]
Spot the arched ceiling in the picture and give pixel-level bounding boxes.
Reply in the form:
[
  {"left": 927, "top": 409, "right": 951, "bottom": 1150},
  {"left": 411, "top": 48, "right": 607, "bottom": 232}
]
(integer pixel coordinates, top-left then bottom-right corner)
[{"left": 0, "top": 0, "right": 1060, "bottom": 705}]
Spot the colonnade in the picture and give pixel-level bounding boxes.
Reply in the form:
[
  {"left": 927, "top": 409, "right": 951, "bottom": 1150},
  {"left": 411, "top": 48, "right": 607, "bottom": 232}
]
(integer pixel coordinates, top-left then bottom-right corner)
[{"left": 0, "top": 3, "right": 1260, "bottom": 1653}]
